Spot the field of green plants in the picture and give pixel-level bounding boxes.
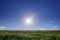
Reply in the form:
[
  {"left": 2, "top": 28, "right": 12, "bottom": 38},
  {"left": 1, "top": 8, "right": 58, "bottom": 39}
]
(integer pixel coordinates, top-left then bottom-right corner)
[{"left": 0, "top": 30, "right": 60, "bottom": 40}]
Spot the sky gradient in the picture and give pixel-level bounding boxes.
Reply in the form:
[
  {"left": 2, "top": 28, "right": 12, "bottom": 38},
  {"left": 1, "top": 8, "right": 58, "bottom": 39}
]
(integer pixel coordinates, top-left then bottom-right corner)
[{"left": 0, "top": 0, "right": 60, "bottom": 30}]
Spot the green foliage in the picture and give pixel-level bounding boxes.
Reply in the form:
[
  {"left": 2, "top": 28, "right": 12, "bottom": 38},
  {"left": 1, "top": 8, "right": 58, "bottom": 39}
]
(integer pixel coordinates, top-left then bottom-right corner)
[{"left": 0, "top": 30, "right": 60, "bottom": 40}]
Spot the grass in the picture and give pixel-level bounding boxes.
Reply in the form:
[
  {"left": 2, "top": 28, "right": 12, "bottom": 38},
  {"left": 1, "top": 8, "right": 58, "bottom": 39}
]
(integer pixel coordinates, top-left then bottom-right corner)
[{"left": 0, "top": 30, "right": 60, "bottom": 40}]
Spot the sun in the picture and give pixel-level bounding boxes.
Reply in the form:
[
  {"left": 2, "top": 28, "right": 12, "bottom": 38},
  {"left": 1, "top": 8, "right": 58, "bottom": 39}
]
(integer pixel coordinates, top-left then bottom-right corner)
[
  {"left": 26, "top": 19, "right": 31, "bottom": 23},
  {"left": 26, "top": 18, "right": 32, "bottom": 24},
  {"left": 24, "top": 16, "right": 34, "bottom": 26}
]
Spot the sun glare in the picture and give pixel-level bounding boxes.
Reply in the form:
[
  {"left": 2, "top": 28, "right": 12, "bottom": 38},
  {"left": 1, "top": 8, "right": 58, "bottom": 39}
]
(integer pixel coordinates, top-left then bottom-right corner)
[
  {"left": 26, "top": 19, "right": 31, "bottom": 23},
  {"left": 26, "top": 18, "right": 32, "bottom": 24}
]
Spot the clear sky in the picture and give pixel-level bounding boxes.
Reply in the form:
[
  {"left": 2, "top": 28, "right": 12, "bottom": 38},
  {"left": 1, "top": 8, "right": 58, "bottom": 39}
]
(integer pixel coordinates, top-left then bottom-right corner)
[{"left": 0, "top": 0, "right": 60, "bottom": 30}]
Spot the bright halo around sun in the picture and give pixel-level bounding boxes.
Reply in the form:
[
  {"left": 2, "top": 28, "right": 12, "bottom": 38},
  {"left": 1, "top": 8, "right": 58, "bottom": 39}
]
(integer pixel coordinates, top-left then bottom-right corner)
[
  {"left": 26, "top": 18, "right": 31, "bottom": 24},
  {"left": 25, "top": 16, "right": 33, "bottom": 25}
]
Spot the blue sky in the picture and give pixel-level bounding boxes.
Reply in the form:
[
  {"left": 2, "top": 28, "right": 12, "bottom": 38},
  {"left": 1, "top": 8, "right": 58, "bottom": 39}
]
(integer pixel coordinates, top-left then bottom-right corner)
[{"left": 0, "top": 0, "right": 60, "bottom": 30}]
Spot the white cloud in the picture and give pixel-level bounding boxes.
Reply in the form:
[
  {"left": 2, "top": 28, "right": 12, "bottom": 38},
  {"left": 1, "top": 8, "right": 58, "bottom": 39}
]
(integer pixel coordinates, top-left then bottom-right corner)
[
  {"left": 0, "top": 29, "right": 3, "bottom": 30},
  {"left": 49, "top": 21, "right": 53, "bottom": 23},
  {"left": 39, "top": 28, "right": 46, "bottom": 30},
  {"left": 53, "top": 26, "right": 57, "bottom": 28},
  {"left": 0, "top": 26, "right": 6, "bottom": 30},
  {"left": 0, "top": 26, "right": 6, "bottom": 28}
]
